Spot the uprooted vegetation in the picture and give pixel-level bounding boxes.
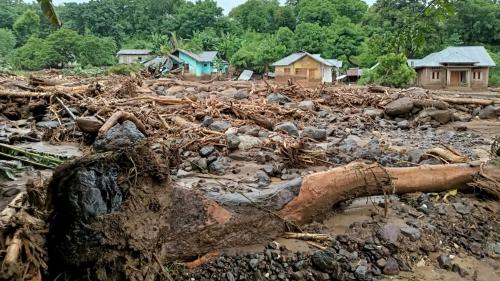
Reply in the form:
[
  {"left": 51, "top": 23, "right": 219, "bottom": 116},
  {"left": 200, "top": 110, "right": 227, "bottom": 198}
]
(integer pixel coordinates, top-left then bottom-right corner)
[{"left": 0, "top": 72, "right": 499, "bottom": 281}]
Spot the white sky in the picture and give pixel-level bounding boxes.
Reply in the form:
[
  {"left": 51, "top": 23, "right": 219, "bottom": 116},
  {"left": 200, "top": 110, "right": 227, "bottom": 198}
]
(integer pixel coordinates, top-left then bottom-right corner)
[{"left": 48, "top": 0, "right": 376, "bottom": 14}]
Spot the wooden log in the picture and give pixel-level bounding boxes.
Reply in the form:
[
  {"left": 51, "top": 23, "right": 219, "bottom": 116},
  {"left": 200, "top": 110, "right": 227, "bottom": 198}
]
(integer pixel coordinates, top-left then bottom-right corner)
[
  {"left": 98, "top": 111, "right": 147, "bottom": 136},
  {"left": 413, "top": 99, "right": 449, "bottom": 110},
  {"left": 434, "top": 96, "right": 499, "bottom": 105}
]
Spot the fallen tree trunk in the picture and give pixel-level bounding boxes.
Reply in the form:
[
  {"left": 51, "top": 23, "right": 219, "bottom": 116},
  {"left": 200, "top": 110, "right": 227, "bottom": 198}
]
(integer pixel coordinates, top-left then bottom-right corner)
[
  {"left": 44, "top": 147, "right": 500, "bottom": 280},
  {"left": 434, "top": 96, "right": 500, "bottom": 105}
]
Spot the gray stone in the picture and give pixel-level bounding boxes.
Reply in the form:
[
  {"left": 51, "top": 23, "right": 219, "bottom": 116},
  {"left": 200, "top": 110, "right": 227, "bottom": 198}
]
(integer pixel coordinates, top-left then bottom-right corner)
[
  {"left": 298, "top": 100, "right": 315, "bottom": 111},
  {"left": 256, "top": 170, "right": 271, "bottom": 187},
  {"left": 437, "top": 255, "right": 451, "bottom": 270},
  {"left": 478, "top": 105, "right": 499, "bottom": 119},
  {"left": 363, "top": 108, "right": 384, "bottom": 118},
  {"left": 267, "top": 93, "right": 292, "bottom": 104},
  {"left": 209, "top": 120, "right": 231, "bottom": 132},
  {"left": 2, "top": 187, "right": 20, "bottom": 197},
  {"left": 452, "top": 202, "right": 471, "bottom": 215},
  {"left": 379, "top": 224, "right": 401, "bottom": 244},
  {"left": 166, "top": 86, "right": 184, "bottom": 95},
  {"left": 376, "top": 258, "right": 387, "bottom": 268},
  {"left": 401, "top": 226, "right": 421, "bottom": 241},
  {"left": 226, "top": 133, "right": 240, "bottom": 150},
  {"left": 202, "top": 116, "right": 214, "bottom": 127},
  {"left": 199, "top": 145, "right": 216, "bottom": 157},
  {"left": 176, "top": 169, "right": 192, "bottom": 178},
  {"left": 234, "top": 90, "right": 250, "bottom": 100},
  {"left": 226, "top": 271, "right": 235, "bottom": 281},
  {"left": 238, "top": 135, "right": 264, "bottom": 150},
  {"left": 397, "top": 120, "right": 409, "bottom": 129},
  {"left": 94, "top": 120, "right": 145, "bottom": 152},
  {"left": 275, "top": 122, "right": 299, "bottom": 136},
  {"left": 36, "top": 120, "right": 60, "bottom": 129},
  {"left": 220, "top": 87, "right": 238, "bottom": 97},
  {"left": 428, "top": 109, "right": 452, "bottom": 124},
  {"left": 249, "top": 258, "right": 259, "bottom": 268},
  {"left": 408, "top": 149, "right": 425, "bottom": 163},
  {"left": 383, "top": 257, "right": 400, "bottom": 275},
  {"left": 385, "top": 98, "right": 414, "bottom": 116},
  {"left": 453, "top": 111, "right": 472, "bottom": 122},
  {"left": 302, "top": 127, "right": 327, "bottom": 141},
  {"left": 355, "top": 265, "right": 368, "bottom": 280},
  {"left": 209, "top": 158, "right": 225, "bottom": 174},
  {"left": 197, "top": 158, "right": 208, "bottom": 170}
]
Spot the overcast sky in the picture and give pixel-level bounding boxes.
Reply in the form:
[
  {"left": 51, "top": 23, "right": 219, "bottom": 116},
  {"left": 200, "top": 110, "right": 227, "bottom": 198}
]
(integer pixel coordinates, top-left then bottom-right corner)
[{"left": 49, "top": 0, "right": 376, "bottom": 14}]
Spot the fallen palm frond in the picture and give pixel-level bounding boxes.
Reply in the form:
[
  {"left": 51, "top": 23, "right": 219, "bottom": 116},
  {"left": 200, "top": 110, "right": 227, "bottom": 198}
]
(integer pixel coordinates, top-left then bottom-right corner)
[{"left": 0, "top": 143, "right": 66, "bottom": 169}]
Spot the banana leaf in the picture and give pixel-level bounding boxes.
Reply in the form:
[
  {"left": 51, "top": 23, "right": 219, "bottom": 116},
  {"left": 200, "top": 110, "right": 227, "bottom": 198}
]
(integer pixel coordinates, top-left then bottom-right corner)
[{"left": 37, "top": 0, "right": 62, "bottom": 27}]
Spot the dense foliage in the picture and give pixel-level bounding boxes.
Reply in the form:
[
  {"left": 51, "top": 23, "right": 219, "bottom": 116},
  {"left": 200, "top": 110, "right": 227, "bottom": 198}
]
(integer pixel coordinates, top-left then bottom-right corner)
[
  {"left": 360, "top": 53, "right": 416, "bottom": 88},
  {"left": 0, "top": 0, "right": 498, "bottom": 85}
]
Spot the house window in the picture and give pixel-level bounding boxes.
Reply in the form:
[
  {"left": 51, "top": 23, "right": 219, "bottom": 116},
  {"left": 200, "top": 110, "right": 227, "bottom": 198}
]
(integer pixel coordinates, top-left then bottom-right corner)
[
  {"left": 308, "top": 68, "right": 316, "bottom": 78},
  {"left": 473, "top": 71, "right": 482, "bottom": 80},
  {"left": 431, "top": 71, "right": 440, "bottom": 80},
  {"left": 295, "top": 68, "right": 307, "bottom": 77},
  {"left": 138, "top": 57, "right": 142, "bottom": 62},
  {"left": 284, "top": 68, "right": 291, "bottom": 75},
  {"left": 204, "top": 63, "right": 208, "bottom": 67}
]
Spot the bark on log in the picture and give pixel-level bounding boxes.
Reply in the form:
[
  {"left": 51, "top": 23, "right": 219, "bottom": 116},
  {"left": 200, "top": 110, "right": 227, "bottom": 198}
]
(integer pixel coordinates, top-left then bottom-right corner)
[
  {"left": 98, "top": 111, "right": 147, "bottom": 136},
  {"left": 413, "top": 99, "right": 449, "bottom": 110},
  {"left": 434, "top": 96, "right": 499, "bottom": 105}
]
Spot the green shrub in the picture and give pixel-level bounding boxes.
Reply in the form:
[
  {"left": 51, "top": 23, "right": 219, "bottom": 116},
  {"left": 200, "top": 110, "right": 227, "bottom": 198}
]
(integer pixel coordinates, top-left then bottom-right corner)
[
  {"left": 488, "top": 49, "right": 500, "bottom": 86},
  {"left": 105, "top": 63, "right": 144, "bottom": 75},
  {"left": 359, "top": 53, "right": 416, "bottom": 88},
  {"left": 62, "top": 65, "right": 106, "bottom": 77}
]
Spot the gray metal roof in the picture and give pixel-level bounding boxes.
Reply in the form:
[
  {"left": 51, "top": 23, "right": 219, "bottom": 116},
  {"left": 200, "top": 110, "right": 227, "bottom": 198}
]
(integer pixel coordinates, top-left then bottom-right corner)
[
  {"left": 408, "top": 46, "right": 496, "bottom": 68},
  {"left": 271, "top": 51, "right": 342, "bottom": 68},
  {"left": 117, "top": 49, "right": 151, "bottom": 55},
  {"left": 177, "top": 49, "right": 218, "bottom": 62},
  {"left": 238, "top": 70, "right": 254, "bottom": 81}
]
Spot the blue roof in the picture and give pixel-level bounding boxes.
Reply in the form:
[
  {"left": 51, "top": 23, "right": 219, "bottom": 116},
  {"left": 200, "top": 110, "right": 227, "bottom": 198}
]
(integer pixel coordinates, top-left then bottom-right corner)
[
  {"left": 409, "top": 46, "right": 496, "bottom": 68},
  {"left": 176, "top": 49, "right": 218, "bottom": 62}
]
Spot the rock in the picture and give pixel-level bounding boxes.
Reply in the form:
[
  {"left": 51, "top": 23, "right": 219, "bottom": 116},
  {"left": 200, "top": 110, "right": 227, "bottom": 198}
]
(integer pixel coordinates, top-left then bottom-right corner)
[
  {"left": 197, "top": 158, "right": 208, "bottom": 170},
  {"left": 453, "top": 111, "right": 472, "bottom": 122},
  {"left": 36, "top": 120, "right": 60, "bottom": 129},
  {"left": 478, "top": 105, "right": 499, "bottom": 119},
  {"left": 94, "top": 120, "right": 145, "bottom": 152},
  {"left": 201, "top": 116, "right": 214, "bottom": 127},
  {"left": 427, "top": 109, "right": 452, "bottom": 124},
  {"left": 385, "top": 98, "right": 414, "bottom": 116},
  {"left": 312, "top": 249, "right": 339, "bottom": 272},
  {"left": 355, "top": 265, "right": 368, "bottom": 280},
  {"left": 199, "top": 145, "right": 216, "bottom": 157},
  {"left": 378, "top": 224, "right": 400, "bottom": 244},
  {"left": 249, "top": 258, "right": 259, "bottom": 268},
  {"left": 226, "top": 134, "right": 240, "bottom": 150},
  {"left": 238, "top": 135, "right": 264, "bottom": 150},
  {"left": 226, "top": 271, "right": 235, "bottom": 281},
  {"left": 275, "top": 122, "right": 299, "bottom": 136},
  {"left": 76, "top": 117, "right": 103, "bottom": 133},
  {"left": 302, "top": 127, "right": 327, "bottom": 141},
  {"left": 234, "top": 90, "right": 249, "bottom": 100},
  {"left": 400, "top": 226, "right": 421, "bottom": 241},
  {"left": 452, "top": 202, "right": 470, "bottom": 215},
  {"left": 176, "top": 169, "right": 192, "bottom": 178},
  {"left": 437, "top": 255, "right": 451, "bottom": 270},
  {"left": 452, "top": 263, "right": 468, "bottom": 277},
  {"left": 407, "top": 149, "right": 424, "bottom": 163},
  {"left": 256, "top": 170, "right": 271, "bottom": 187},
  {"left": 363, "top": 108, "right": 383, "bottom": 118},
  {"left": 397, "top": 120, "right": 409, "bottom": 129},
  {"left": 298, "top": 100, "right": 315, "bottom": 111},
  {"left": 267, "top": 93, "right": 292, "bottom": 104},
  {"left": 383, "top": 257, "right": 400, "bottom": 275},
  {"left": 209, "top": 158, "right": 225, "bottom": 174},
  {"left": 2, "top": 187, "right": 20, "bottom": 197},
  {"left": 220, "top": 87, "right": 238, "bottom": 97},
  {"left": 376, "top": 258, "right": 387, "bottom": 268},
  {"left": 209, "top": 120, "right": 231, "bottom": 132},
  {"left": 166, "top": 86, "right": 184, "bottom": 95}
]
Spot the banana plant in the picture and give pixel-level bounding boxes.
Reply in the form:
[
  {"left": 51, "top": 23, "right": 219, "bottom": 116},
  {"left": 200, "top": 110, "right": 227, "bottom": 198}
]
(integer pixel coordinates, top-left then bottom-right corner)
[{"left": 37, "top": 0, "right": 62, "bottom": 27}]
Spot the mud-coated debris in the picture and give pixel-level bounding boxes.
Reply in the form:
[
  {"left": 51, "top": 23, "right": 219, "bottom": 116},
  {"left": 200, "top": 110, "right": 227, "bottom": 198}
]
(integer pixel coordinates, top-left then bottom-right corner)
[
  {"left": 268, "top": 241, "right": 280, "bottom": 250},
  {"left": 302, "top": 127, "right": 327, "bottom": 141},
  {"left": 199, "top": 145, "right": 216, "bottom": 157},
  {"left": 378, "top": 224, "right": 400, "bottom": 244},
  {"left": 397, "top": 120, "right": 409, "bottom": 129},
  {"left": 478, "top": 105, "right": 499, "bottom": 119},
  {"left": 76, "top": 116, "right": 103, "bottom": 133},
  {"left": 234, "top": 90, "right": 249, "bottom": 100},
  {"left": 400, "top": 226, "right": 421, "bottom": 241},
  {"left": 407, "top": 149, "right": 425, "bottom": 163},
  {"left": 36, "top": 120, "right": 60, "bottom": 129},
  {"left": 451, "top": 263, "right": 468, "bottom": 277},
  {"left": 376, "top": 258, "right": 386, "bottom": 268},
  {"left": 383, "top": 257, "right": 400, "bottom": 275},
  {"left": 94, "top": 120, "right": 145, "bottom": 151},
  {"left": 437, "top": 254, "right": 451, "bottom": 269},
  {"left": 1, "top": 187, "right": 20, "bottom": 197},
  {"left": 452, "top": 202, "right": 471, "bottom": 215},
  {"left": 363, "top": 107, "right": 383, "bottom": 118},
  {"left": 267, "top": 93, "right": 292, "bottom": 104},
  {"left": 298, "top": 100, "right": 314, "bottom": 111},
  {"left": 202, "top": 116, "right": 214, "bottom": 127},
  {"left": 275, "top": 122, "right": 299, "bottom": 136},
  {"left": 209, "top": 120, "right": 231, "bottom": 132},
  {"left": 238, "top": 135, "right": 264, "bottom": 150},
  {"left": 226, "top": 133, "right": 240, "bottom": 150},
  {"left": 427, "top": 109, "right": 452, "bottom": 124},
  {"left": 176, "top": 169, "right": 193, "bottom": 178},
  {"left": 385, "top": 98, "right": 414, "bottom": 116},
  {"left": 256, "top": 170, "right": 271, "bottom": 187}
]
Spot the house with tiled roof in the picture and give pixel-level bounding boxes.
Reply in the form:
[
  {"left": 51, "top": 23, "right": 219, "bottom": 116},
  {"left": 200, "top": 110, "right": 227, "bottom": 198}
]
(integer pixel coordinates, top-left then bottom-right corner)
[
  {"left": 408, "top": 46, "right": 496, "bottom": 90},
  {"left": 272, "top": 51, "right": 342, "bottom": 85}
]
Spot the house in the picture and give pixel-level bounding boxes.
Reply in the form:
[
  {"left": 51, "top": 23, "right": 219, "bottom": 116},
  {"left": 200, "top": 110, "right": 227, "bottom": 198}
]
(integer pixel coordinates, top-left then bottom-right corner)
[
  {"left": 117, "top": 49, "right": 152, "bottom": 64},
  {"left": 408, "top": 46, "right": 496, "bottom": 90},
  {"left": 271, "top": 51, "right": 342, "bottom": 85},
  {"left": 171, "top": 49, "right": 228, "bottom": 78}
]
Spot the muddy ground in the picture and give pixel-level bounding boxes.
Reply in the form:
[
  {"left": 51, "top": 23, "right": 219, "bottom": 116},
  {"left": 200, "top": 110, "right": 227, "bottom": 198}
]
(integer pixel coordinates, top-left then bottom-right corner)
[{"left": 0, "top": 72, "right": 499, "bottom": 280}]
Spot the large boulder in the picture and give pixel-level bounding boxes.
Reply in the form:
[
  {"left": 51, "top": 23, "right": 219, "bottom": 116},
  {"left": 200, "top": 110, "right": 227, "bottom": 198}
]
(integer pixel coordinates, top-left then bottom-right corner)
[
  {"left": 274, "top": 122, "right": 299, "bottom": 136},
  {"left": 385, "top": 98, "right": 414, "bottom": 116},
  {"left": 427, "top": 109, "right": 453, "bottom": 124},
  {"left": 94, "top": 120, "right": 145, "bottom": 152},
  {"left": 478, "top": 105, "right": 500, "bottom": 119}
]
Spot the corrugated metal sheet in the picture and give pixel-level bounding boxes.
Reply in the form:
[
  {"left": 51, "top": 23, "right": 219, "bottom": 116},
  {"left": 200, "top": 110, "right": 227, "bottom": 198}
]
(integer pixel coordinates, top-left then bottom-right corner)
[
  {"left": 271, "top": 51, "right": 342, "bottom": 68},
  {"left": 238, "top": 70, "right": 253, "bottom": 81},
  {"left": 177, "top": 49, "right": 218, "bottom": 62},
  {"left": 117, "top": 49, "right": 151, "bottom": 55},
  {"left": 409, "top": 46, "right": 496, "bottom": 68}
]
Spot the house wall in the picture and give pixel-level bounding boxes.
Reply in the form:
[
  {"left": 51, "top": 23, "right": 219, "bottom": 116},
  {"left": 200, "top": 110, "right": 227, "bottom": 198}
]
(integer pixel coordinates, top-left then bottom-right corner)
[
  {"left": 470, "top": 67, "right": 489, "bottom": 89},
  {"left": 416, "top": 67, "right": 490, "bottom": 90},
  {"left": 417, "top": 67, "right": 445, "bottom": 89},
  {"left": 118, "top": 55, "right": 148, "bottom": 64},
  {"left": 275, "top": 56, "right": 325, "bottom": 84},
  {"left": 178, "top": 52, "right": 213, "bottom": 77}
]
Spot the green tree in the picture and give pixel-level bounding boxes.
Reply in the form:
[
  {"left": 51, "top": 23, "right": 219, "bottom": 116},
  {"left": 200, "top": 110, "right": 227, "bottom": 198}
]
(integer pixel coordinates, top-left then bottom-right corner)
[
  {"left": 45, "top": 28, "right": 81, "bottom": 67},
  {"left": 11, "top": 36, "right": 50, "bottom": 70},
  {"left": 174, "top": 0, "right": 224, "bottom": 38},
  {"left": 230, "top": 33, "right": 287, "bottom": 72},
  {"left": 360, "top": 53, "right": 416, "bottom": 88},
  {"left": 330, "top": 0, "right": 368, "bottom": 23},
  {"left": 293, "top": 22, "right": 326, "bottom": 54},
  {"left": 79, "top": 35, "right": 117, "bottom": 66},
  {"left": 276, "top": 27, "right": 295, "bottom": 53},
  {"left": 488, "top": 49, "right": 500, "bottom": 86},
  {"left": 0, "top": 28, "right": 16, "bottom": 57},
  {"left": 13, "top": 9, "right": 40, "bottom": 46},
  {"left": 324, "top": 22, "right": 365, "bottom": 66},
  {"left": 297, "top": 0, "right": 337, "bottom": 26},
  {"left": 229, "top": 0, "right": 292, "bottom": 33}
]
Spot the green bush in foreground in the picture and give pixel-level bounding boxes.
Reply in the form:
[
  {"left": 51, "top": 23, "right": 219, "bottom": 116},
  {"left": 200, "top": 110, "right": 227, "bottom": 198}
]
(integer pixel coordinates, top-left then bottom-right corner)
[
  {"left": 105, "top": 63, "right": 144, "bottom": 75},
  {"left": 360, "top": 53, "right": 416, "bottom": 88}
]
